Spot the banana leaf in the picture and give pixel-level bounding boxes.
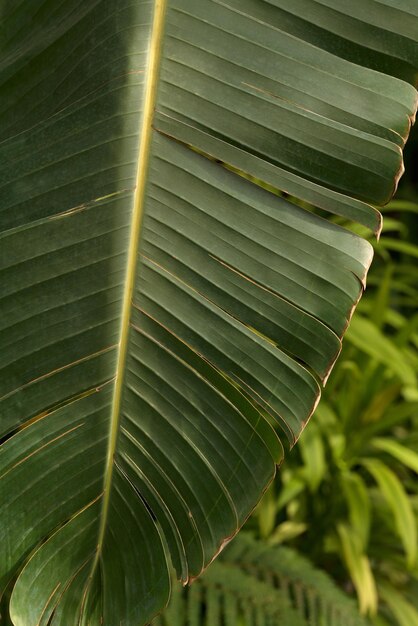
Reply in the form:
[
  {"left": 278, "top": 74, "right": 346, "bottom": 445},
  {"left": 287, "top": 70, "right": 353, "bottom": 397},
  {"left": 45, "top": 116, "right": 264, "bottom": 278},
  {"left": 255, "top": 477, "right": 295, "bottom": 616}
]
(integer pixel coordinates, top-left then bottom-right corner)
[{"left": 0, "top": 1, "right": 417, "bottom": 624}]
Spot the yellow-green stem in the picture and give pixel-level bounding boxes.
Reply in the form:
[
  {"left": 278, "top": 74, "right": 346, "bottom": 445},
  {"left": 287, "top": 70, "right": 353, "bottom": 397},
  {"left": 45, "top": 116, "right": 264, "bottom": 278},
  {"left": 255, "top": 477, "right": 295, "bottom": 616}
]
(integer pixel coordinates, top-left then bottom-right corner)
[{"left": 82, "top": 0, "right": 167, "bottom": 606}]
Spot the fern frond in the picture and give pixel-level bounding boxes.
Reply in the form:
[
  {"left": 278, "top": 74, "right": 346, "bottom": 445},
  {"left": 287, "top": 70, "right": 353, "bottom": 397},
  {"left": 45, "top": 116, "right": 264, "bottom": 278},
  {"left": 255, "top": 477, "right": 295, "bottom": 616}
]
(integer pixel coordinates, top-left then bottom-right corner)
[
  {"left": 154, "top": 534, "right": 370, "bottom": 626},
  {"left": 223, "top": 534, "right": 371, "bottom": 626},
  {"left": 157, "top": 559, "right": 305, "bottom": 626}
]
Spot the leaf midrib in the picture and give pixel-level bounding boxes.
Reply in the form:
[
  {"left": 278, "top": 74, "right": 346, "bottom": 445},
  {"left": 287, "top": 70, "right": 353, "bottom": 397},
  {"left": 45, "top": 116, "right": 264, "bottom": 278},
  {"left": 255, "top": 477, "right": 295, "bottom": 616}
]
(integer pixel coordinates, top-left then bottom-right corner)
[{"left": 85, "top": 0, "right": 168, "bottom": 586}]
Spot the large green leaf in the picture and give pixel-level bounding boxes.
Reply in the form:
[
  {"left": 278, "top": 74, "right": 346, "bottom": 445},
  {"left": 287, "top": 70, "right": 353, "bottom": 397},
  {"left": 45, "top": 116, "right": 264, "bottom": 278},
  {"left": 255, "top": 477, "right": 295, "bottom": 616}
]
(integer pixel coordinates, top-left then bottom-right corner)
[{"left": 0, "top": 1, "right": 416, "bottom": 624}]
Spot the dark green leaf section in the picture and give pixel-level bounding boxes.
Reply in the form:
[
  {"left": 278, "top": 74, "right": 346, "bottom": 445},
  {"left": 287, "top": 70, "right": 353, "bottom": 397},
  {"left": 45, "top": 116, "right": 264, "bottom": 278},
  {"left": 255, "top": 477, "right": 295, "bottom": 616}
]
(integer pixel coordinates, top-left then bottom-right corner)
[
  {"left": 154, "top": 115, "right": 384, "bottom": 235},
  {"left": 261, "top": 0, "right": 418, "bottom": 84},
  {"left": 9, "top": 473, "right": 168, "bottom": 626},
  {"left": 0, "top": 2, "right": 173, "bottom": 624},
  {"left": 157, "top": 0, "right": 417, "bottom": 205},
  {"left": 0, "top": 1, "right": 416, "bottom": 625},
  {"left": 205, "top": 0, "right": 418, "bottom": 86}
]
